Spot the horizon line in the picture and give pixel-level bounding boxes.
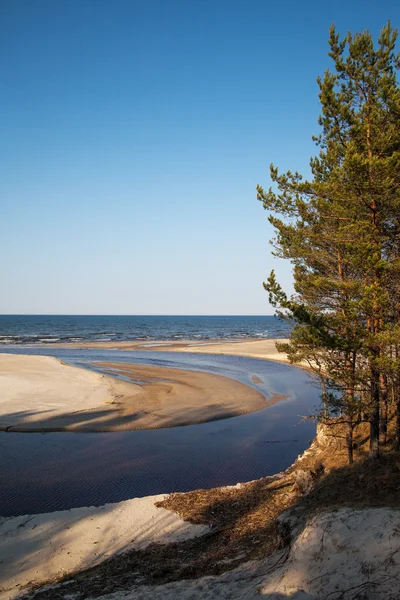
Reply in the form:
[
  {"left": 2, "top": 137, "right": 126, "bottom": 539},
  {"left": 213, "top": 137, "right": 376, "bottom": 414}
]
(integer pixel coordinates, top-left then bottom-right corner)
[{"left": 0, "top": 313, "right": 277, "bottom": 317}]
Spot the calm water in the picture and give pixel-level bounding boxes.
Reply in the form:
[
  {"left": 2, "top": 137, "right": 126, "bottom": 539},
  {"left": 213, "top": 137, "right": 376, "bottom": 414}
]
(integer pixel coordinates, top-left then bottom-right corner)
[
  {"left": 0, "top": 348, "right": 319, "bottom": 517},
  {"left": 0, "top": 315, "right": 291, "bottom": 345}
]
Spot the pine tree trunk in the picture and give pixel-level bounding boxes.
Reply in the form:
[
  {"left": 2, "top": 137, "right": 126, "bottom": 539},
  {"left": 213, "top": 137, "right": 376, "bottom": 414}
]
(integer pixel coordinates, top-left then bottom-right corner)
[
  {"left": 321, "top": 377, "right": 329, "bottom": 419},
  {"left": 395, "top": 347, "right": 400, "bottom": 451},
  {"left": 369, "top": 363, "right": 380, "bottom": 458},
  {"left": 346, "top": 417, "right": 354, "bottom": 464},
  {"left": 395, "top": 389, "right": 400, "bottom": 452},
  {"left": 396, "top": 388, "right": 400, "bottom": 452},
  {"left": 379, "top": 373, "right": 388, "bottom": 445},
  {"left": 344, "top": 352, "right": 355, "bottom": 464}
]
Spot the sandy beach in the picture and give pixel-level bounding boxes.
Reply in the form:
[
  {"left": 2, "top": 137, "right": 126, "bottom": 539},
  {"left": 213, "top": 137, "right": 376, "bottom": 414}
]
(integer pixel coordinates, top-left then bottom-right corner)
[{"left": 0, "top": 352, "right": 267, "bottom": 432}]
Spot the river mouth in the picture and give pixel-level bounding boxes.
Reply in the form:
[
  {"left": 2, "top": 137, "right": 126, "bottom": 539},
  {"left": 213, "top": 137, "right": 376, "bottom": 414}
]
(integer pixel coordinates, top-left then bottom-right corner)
[{"left": 0, "top": 348, "right": 319, "bottom": 517}]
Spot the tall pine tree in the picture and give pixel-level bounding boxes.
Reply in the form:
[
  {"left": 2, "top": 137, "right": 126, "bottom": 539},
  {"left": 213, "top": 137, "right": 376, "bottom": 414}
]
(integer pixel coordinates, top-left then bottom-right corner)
[{"left": 258, "top": 23, "right": 400, "bottom": 461}]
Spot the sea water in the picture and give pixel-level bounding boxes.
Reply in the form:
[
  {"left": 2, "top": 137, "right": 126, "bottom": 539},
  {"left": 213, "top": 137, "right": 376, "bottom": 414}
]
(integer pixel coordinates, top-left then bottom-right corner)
[{"left": 0, "top": 314, "right": 291, "bottom": 345}]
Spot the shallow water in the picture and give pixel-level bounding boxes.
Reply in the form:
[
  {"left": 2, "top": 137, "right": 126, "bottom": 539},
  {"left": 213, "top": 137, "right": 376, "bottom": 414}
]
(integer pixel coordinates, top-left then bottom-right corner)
[{"left": 0, "top": 348, "right": 319, "bottom": 517}]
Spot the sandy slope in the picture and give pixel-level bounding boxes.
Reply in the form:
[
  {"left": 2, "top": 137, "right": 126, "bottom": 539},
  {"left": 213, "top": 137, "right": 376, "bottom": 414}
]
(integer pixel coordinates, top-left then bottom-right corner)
[
  {"left": 74, "top": 508, "right": 400, "bottom": 600},
  {"left": 0, "top": 496, "right": 209, "bottom": 600},
  {"left": 11, "top": 507, "right": 400, "bottom": 599}
]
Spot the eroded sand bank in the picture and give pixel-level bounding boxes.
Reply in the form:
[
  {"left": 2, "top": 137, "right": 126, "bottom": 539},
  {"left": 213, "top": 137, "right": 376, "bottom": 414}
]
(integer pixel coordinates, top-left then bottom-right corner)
[{"left": 0, "top": 353, "right": 267, "bottom": 432}]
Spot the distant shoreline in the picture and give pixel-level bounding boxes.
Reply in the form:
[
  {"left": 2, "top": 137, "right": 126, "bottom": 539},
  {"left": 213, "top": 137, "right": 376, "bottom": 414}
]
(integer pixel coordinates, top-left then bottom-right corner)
[
  {"left": 0, "top": 335, "right": 288, "bottom": 347},
  {"left": 49, "top": 337, "right": 293, "bottom": 364}
]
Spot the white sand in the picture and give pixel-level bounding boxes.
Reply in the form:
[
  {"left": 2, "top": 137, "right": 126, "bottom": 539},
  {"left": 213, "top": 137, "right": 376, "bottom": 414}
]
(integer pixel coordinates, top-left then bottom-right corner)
[
  {"left": 0, "top": 354, "right": 127, "bottom": 429},
  {"left": 0, "top": 495, "right": 209, "bottom": 600}
]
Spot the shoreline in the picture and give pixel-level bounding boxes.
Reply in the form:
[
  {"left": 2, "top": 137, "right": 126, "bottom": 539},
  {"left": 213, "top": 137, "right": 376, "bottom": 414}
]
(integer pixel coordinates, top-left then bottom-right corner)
[
  {"left": 0, "top": 336, "right": 289, "bottom": 355},
  {"left": 12, "top": 336, "right": 293, "bottom": 363}
]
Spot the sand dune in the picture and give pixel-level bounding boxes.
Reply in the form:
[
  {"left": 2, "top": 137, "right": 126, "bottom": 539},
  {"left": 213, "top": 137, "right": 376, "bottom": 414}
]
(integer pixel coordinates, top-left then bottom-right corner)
[{"left": 0, "top": 494, "right": 209, "bottom": 600}]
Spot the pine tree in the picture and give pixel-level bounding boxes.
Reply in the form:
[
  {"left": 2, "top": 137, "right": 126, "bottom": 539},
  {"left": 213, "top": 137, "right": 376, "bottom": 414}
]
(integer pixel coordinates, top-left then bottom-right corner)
[{"left": 258, "top": 23, "right": 400, "bottom": 461}]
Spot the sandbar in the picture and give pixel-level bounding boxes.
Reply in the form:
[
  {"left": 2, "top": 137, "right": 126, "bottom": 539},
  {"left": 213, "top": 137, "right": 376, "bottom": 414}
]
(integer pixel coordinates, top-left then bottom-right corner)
[{"left": 0, "top": 353, "right": 267, "bottom": 432}]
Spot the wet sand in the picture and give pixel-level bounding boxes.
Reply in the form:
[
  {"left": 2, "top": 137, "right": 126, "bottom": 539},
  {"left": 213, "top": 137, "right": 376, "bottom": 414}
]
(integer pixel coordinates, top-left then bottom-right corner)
[{"left": 0, "top": 354, "right": 267, "bottom": 432}]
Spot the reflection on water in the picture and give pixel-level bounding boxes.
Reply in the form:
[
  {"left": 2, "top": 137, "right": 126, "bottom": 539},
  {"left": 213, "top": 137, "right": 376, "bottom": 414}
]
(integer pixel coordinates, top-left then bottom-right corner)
[{"left": 0, "top": 348, "right": 320, "bottom": 517}]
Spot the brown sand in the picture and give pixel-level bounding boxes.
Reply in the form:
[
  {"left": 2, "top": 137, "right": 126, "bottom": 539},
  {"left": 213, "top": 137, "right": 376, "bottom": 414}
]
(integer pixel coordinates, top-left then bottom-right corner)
[{"left": 94, "top": 361, "right": 269, "bottom": 429}]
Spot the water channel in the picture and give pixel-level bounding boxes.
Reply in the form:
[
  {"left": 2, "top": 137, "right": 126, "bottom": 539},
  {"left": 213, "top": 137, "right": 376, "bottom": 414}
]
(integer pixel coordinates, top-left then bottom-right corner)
[{"left": 0, "top": 348, "right": 320, "bottom": 516}]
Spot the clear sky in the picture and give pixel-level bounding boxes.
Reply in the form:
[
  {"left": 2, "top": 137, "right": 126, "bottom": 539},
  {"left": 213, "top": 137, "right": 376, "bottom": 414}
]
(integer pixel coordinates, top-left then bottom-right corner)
[{"left": 1, "top": 0, "right": 399, "bottom": 315}]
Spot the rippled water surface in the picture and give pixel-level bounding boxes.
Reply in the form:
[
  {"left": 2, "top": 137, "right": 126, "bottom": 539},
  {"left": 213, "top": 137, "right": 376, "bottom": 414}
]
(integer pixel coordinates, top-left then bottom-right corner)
[
  {"left": 0, "top": 348, "right": 319, "bottom": 516},
  {"left": 0, "top": 314, "right": 291, "bottom": 344}
]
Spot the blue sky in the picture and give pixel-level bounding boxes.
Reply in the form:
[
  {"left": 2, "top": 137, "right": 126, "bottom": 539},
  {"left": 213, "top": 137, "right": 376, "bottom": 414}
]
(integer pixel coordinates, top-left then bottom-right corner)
[{"left": 1, "top": 0, "right": 399, "bottom": 315}]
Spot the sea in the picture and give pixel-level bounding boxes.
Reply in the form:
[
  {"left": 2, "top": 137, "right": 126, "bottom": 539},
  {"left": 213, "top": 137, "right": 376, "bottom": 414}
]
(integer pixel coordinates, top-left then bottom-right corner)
[{"left": 0, "top": 315, "right": 291, "bottom": 345}]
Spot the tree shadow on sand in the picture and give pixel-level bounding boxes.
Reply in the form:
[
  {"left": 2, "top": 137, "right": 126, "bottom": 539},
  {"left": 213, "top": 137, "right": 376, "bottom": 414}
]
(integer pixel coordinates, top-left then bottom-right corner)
[{"left": 0, "top": 396, "right": 255, "bottom": 432}]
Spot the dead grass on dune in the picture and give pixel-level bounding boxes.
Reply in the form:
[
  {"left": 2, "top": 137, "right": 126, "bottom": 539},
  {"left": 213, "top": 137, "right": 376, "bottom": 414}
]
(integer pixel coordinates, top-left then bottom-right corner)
[{"left": 23, "top": 418, "right": 400, "bottom": 600}]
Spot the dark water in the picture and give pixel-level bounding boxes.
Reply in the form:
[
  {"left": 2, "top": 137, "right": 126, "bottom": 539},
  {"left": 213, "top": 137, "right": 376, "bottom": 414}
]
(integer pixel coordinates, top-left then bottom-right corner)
[
  {"left": 0, "top": 348, "right": 319, "bottom": 517},
  {"left": 0, "top": 314, "right": 291, "bottom": 345}
]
